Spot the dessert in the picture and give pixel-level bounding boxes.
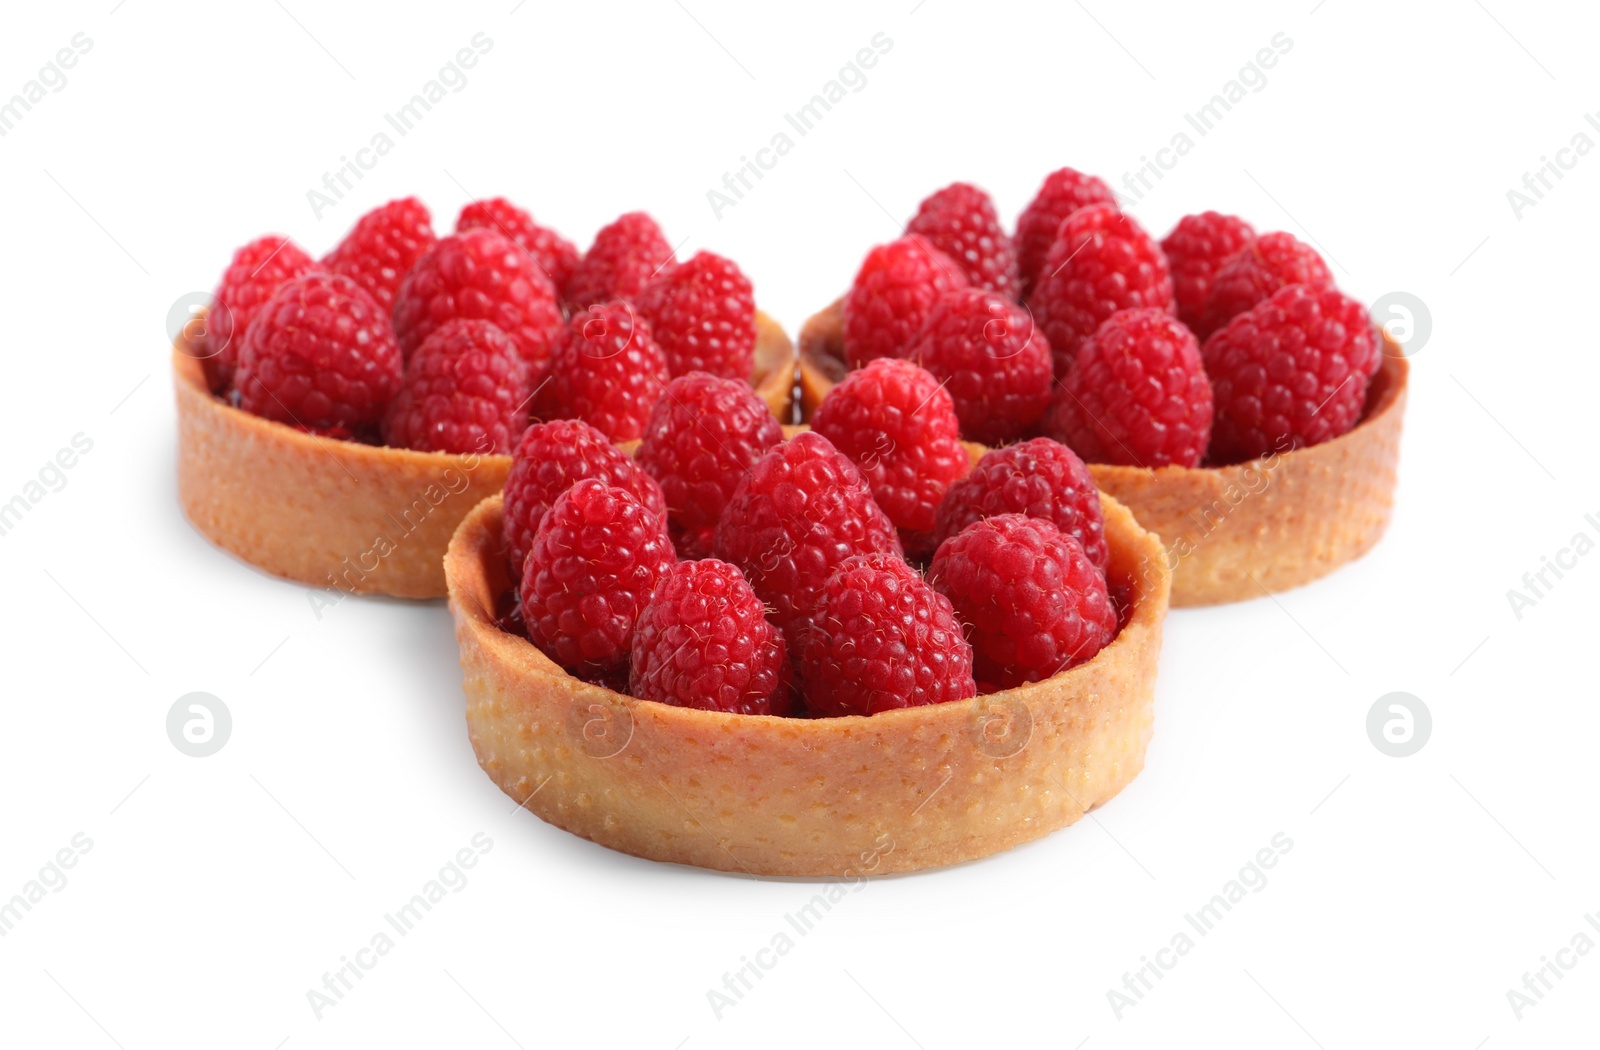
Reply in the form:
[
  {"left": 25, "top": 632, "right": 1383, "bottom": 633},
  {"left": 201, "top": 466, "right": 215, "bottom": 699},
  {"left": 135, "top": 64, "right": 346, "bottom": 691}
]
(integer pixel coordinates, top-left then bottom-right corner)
[
  {"left": 176, "top": 198, "right": 796, "bottom": 599},
  {"left": 445, "top": 425, "right": 1169, "bottom": 875},
  {"left": 797, "top": 175, "right": 1407, "bottom": 605}
]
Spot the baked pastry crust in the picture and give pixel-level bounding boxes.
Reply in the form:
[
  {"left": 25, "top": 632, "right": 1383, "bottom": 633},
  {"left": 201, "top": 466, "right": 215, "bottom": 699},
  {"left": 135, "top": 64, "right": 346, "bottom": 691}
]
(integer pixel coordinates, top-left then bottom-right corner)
[
  {"left": 797, "top": 299, "right": 1408, "bottom": 607},
  {"left": 175, "top": 312, "right": 796, "bottom": 599},
  {"left": 445, "top": 464, "right": 1170, "bottom": 877}
]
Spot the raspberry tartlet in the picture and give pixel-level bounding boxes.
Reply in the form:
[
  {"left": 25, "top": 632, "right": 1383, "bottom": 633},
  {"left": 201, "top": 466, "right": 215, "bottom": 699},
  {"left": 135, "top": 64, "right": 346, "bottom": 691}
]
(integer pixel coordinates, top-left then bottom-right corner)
[
  {"left": 799, "top": 179, "right": 1408, "bottom": 606},
  {"left": 176, "top": 201, "right": 796, "bottom": 599},
  {"left": 444, "top": 426, "right": 1170, "bottom": 876}
]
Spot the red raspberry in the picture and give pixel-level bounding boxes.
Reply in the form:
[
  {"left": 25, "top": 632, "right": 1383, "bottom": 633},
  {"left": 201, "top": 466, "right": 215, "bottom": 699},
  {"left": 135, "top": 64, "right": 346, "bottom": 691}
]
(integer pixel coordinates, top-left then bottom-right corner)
[
  {"left": 1043, "top": 307, "right": 1213, "bottom": 468},
  {"left": 565, "top": 211, "right": 677, "bottom": 309},
  {"left": 635, "top": 251, "right": 757, "bottom": 380},
  {"left": 455, "top": 197, "right": 579, "bottom": 300},
  {"left": 636, "top": 372, "right": 784, "bottom": 537},
  {"left": 501, "top": 419, "right": 667, "bottom": 579},
  {"left": 1197, "top": 231, "right": 1333, "bottom": 340},
  {"left": 519, "top": 479, "right": 675, "bottom": 675},
  {"left": 841, "top": 236, "right": 969, "bottom": 369},
  {"left": 1028, "top": 204, "right": 1174, "bottom": 378},
  {"left": 933, "top": 437, "right": 1107, "bottom": 573},
  {"left": 201, "top": 235, "right": 316, "bottom": 393},
  {"left": 1160, "top": 211, "right": 1256, "bottom": 334},
  {"left": 392, "top": 228, "right": 563, "bottom": 372},
  {"left": 630, "top": 558, "right": 791, "bottom": 716},
  {"left": 381, "top": 319, "right": 531, "bottom": 455},
  {"left": 711, "top": 431, "right": 902, "bottom": 653},
  {"left": 905, "top": 182, "right": 1019, "bottom": 299},
  {"left": 540, "top": 301, "right": 669, "bottom": 442},
  {"left": 1014, "top": 167, "right": 1118, "bottom": 300},
  {"left": 800, "top": 553, "right": 975, "bottom": 717},
  {"left": 905, "top": 288, "right": 1053, "bottom": 446},
  {"left": 237, "top": 272, "right": 403, "bottom": 432},
  {"left": 1202, "top": 284, "right": 1380, "bottom": 464},
  {"left": 322, "top": 197, "right": 436, "bottom": 314},
  {"left": 929, "top": 514, "right": 1116, "bottom": 689},
  {"left": 810, "top": 358, "right": 969, "bottom": 561}
]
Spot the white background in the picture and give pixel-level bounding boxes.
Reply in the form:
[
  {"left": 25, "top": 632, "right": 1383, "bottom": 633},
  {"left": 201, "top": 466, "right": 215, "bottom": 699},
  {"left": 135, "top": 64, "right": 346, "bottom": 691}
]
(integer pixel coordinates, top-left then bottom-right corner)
[{"left": 1, "top": 1, "right": 1596, "bottom": 1046}]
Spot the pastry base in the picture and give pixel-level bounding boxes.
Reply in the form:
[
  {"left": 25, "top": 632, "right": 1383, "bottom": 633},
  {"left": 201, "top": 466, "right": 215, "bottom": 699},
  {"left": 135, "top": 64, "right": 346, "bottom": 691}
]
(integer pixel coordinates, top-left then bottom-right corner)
[
  {"left": 445, "top": 483, "right": 1169, "bottom": 877},
  {"left": 175, "top": 312, "right": 797, "bottom": 599},
  {"left": 797, "top": 300, "right": 1408, "bottom": 607}
]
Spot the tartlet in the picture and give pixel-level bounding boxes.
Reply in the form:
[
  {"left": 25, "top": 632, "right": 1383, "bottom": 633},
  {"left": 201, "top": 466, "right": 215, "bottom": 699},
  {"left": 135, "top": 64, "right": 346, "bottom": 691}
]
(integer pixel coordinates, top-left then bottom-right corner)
[
  {"left": 175, "top": 311, "right": 796, "bottom": 599},
  {"left": 445, "top": 438, "right": 1170, "bottom": 877},
  {"left": 798, "top": 298, "right": 1408, "bottom": 607}
]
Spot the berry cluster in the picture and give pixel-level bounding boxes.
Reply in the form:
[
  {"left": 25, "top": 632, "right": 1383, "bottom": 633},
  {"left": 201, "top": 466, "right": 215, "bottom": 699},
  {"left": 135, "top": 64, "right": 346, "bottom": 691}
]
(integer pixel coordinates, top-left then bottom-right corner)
[
  {"left": 196, "top": 197, "right": 761, "bottom": 453},
  {"left": 837, "top": 175, "right": 1383, "bottom": 467},
  {"left": 497, "top": 396, "right": 1120, "bottom": 718}
]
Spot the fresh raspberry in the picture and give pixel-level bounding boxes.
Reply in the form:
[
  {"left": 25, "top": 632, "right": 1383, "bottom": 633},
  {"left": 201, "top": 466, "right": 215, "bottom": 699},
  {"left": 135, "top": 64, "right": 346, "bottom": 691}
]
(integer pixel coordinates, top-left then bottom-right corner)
[
  {"left": 236, "top": 272, "right": 403, "bottom": 432},
  {"left": 630, "top": 558, "right": 791, "bottom": 716},
  {"left": 518, "top": 479, "right": 675, "bottom": 675},
  {"left": 1196, "top": 231, "right": 1333, "bottom": 340},
  {"left": 1160, "top": 211, "right": 1256, "bottom": 334},
  {"left": 905, "top": 182, "right": 1019, "bottom": 299},
  {"left": 905, "top": 288, "right": 1053, "bottom": 446},
  {"left": 1043, "top": 308, "right": 1213, "bottom": 468},
  {"left": 455, "top": 197, "right": 579, "bottom": 300},
  {"left": 322, "top": 197, "right": 436, "bottom": 314},
  {"left": 800, "top": 554, "right": 975, "bottom": 717},
  {"left": 841, "top": 236, "right": 969, "bottom": 369},
  {"left": 810, "top": 358, "right": 969, "bottom": 561},
  {"left": 381, "top": 319, "right": 531, "bottom": 455},
  {"left": 636, "top": 372, "right": 784, "bottom": 537},
  {"left": 565, "top": 211, "right": 677, "bottom": 309},
  {"left": 933, "top": 437, "right": 1107, "bottom": 573},
  {"left": 1202, "top": 284, "right": 1380, "bottom": 464},
  {"left": 1028, "top": 204, "right": 1174, "bottom": 378},
  {"left": 711, "top": 431, "right": 902, "bottom": 653},
  {"left": 392, "top": 228, "right": 564, "bottom": 372},
  {"left": 635, "top": 251, "right": 757, "bottom": 380},
  {"left": 201, "top": 235, "right": 316, "bottom": 393},
  {"left": 1014, "top": 167, "right": 1118, "bottom": 300},
  {"left": 929, "top": 514, "right": 1116, "bottom": 689},
  {"left": 501, "top": 419, "right": 667, "bottom": 579},
  {"left": 540, "top": 301, "right": 669, "bottom": 442}
]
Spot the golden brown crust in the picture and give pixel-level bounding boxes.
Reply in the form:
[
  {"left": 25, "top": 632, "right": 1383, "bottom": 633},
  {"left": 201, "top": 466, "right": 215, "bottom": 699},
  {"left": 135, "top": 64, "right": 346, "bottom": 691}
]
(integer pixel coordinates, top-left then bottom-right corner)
[
  {"left": 445, "top": 485, "right": 1169, "bottom": 876},
  {"left": 795, "top": 299, "right": 1408, "bottom": 606},
  {"left": 174, "top": 311, "right": 796, "bottom": 599}
]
